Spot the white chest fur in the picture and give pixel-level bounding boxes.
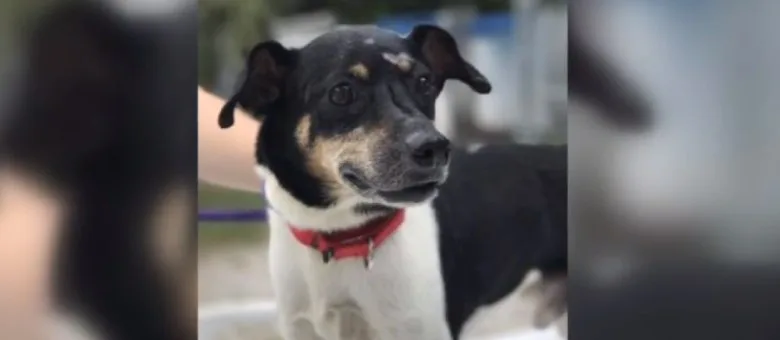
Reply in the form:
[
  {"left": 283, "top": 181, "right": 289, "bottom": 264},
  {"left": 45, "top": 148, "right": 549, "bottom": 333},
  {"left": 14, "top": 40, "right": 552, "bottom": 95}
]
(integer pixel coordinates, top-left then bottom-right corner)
[{"left": 258, "top": 167, "right": 452, "bottom": 340}]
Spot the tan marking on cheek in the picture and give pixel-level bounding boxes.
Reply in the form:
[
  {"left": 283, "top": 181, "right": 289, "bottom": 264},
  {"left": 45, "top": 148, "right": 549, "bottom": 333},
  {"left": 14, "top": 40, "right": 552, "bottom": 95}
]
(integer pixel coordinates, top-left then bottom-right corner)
[
  {"left": 307, "top": 126, "right": 388, "bottom": 197},
  {"left": 308, "top": 138, "right": 345, "bottom": 191},
  {"left": 298, "top": 115, "right": 342, "bottom": 190},
  {"left": 348, "top": 63, "right": 370, "bottom": 80},
  {"left": 381, "top": 52, "right": 414, "bottom": 73},
  {"left": 335, "top": 127, "right": 376, "bottom": 177}
]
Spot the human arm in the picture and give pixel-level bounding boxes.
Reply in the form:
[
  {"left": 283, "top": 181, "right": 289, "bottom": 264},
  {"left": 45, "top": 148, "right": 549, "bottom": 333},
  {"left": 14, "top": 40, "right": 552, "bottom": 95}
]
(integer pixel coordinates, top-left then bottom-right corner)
[{"left": 197, "top": 86, "right": 262, "bottom": 192}]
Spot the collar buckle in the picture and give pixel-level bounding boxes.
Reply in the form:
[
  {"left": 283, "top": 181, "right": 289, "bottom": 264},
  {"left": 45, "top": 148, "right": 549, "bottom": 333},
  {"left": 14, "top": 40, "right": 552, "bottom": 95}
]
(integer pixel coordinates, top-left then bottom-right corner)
[
  {"left": 321, "top": 248, "right": 335, "bottom": 264},
  {"left": 364, "top": 238, "right": 375, "bottom": 270}
]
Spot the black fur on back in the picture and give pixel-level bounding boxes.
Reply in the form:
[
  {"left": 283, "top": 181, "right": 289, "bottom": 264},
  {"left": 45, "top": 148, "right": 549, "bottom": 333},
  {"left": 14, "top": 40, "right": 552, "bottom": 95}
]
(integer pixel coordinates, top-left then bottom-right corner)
[{"left": 434, "top": 144, "right": 567, "bottom": 337}]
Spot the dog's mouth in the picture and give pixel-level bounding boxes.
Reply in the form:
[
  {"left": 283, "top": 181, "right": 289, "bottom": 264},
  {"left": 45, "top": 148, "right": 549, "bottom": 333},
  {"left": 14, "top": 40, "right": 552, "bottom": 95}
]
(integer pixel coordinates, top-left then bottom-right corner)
[
  {"left": 341, "top": 170, "right": 372, "bottom": 191},
  {"left": 377, "top": 181, "right": 440, "bottom": 203},
  {"left": 340, "top": 166, "right": 443, "bottom": 203}
]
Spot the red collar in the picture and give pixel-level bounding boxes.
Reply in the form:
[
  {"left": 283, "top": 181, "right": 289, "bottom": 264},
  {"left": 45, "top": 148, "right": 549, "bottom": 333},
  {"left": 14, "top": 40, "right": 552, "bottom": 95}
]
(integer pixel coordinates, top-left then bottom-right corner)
[{"left": 288, "top": 209, "right": 405, "bottom": 268}]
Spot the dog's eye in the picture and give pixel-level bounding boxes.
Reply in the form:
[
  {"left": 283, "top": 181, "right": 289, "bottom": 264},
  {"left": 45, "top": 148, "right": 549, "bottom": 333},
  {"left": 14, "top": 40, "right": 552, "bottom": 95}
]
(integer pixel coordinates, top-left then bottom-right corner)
[
  {"left": 416, "top": 75, "right": 436, "bottom": 96},
  {"left": 329, "top": 83, "right": 355, "bottom": 106}
]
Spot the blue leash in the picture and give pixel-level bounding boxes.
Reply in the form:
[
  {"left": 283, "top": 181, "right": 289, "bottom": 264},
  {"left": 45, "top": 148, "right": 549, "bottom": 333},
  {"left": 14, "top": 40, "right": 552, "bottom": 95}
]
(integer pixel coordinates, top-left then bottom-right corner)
[
  {"left": 198, "top": 209, "right": 267, "bottom": 222},
  {"left": 199, "top": 185, "right": 269, "bottom": 223}
]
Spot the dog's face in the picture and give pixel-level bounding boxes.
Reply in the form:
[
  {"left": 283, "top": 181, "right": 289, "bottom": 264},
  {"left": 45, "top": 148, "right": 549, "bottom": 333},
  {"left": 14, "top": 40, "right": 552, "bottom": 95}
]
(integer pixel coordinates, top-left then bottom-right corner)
[{"left": 219, "top": 25, "right": 491, "bottom": 208}]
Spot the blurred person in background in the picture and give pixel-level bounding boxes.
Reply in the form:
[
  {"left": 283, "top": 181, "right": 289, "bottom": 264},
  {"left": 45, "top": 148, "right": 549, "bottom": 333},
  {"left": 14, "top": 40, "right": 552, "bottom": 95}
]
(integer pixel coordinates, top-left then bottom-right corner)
[
  {"left": 570, "top": 1, "right": 780, "bottom": 340},
  {"left": 0, "top": 1, "right": 196, "bottom": 339},
  {"left": 0, "top": 166, "right": 64, "bottom": 338}
]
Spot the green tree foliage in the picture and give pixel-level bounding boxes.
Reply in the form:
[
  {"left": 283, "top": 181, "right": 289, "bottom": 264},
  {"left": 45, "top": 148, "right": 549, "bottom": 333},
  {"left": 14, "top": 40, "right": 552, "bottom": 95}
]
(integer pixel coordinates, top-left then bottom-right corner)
[
  {"left": 0, "top": 0, "right": 59, "bottom": 64},
  {"left": 199, "top": 0, "right": 275, "bottom": 87}
]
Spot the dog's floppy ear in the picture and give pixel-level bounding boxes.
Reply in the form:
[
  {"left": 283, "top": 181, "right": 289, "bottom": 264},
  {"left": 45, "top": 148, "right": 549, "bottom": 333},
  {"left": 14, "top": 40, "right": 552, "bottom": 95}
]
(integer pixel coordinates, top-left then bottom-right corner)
[
  {"left": 218, "top": 41, "right": 296, "bottom": 129},
  {"left": 407, "top": 25, "right": 491, "bottom": 94}
]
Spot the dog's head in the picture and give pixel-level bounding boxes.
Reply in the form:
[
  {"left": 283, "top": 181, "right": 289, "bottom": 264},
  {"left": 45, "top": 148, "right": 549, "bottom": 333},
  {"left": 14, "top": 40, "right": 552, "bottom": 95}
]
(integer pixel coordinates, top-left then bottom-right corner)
[{"left": 219, "top": 25, "right": 491, "bottom": 208}]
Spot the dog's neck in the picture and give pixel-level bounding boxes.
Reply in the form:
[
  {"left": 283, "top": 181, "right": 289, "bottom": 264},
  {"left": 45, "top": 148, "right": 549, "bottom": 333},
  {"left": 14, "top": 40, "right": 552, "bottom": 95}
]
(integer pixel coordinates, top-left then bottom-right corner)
[{"left": 256, "top": 166, "right": 393, "bottom": 232}]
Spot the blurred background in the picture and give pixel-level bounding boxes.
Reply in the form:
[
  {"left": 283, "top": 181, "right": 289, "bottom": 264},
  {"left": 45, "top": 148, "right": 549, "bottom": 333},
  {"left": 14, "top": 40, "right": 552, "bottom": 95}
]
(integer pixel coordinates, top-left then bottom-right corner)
[
  {"left": 570, "top": 1, "right": 780, "bottom": 339},
  {"left": 3, "top": 0, "right": 778, "bottom": 339},
  {"left": 197, "top": 0, "right": 566, "bottom": 339},
  {"left": 0, "top": 0, "right": 197, "bottom": 339}
]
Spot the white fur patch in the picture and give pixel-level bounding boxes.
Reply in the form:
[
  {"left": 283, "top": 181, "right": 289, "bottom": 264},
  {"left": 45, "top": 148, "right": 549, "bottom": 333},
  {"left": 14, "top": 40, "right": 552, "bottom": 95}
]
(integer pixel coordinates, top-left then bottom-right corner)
[
  {"left": 364, "top": 38, "right": 375, "bottom": 45},
  {"left": 381, "top": 52, "right": 413, "bottom": 69},
  {"left": 257, "top": 165, "right": 451, "bottom": 339},
  {"left": 256, "top": 166, "right": 374, "bottom": 231}
]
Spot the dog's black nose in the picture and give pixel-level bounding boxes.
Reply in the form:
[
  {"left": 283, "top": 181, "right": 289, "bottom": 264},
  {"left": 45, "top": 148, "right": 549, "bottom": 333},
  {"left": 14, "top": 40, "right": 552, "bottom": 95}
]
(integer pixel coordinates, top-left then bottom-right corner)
[{"left": 406, "top": 132, "right": 451, "bottom": 168}]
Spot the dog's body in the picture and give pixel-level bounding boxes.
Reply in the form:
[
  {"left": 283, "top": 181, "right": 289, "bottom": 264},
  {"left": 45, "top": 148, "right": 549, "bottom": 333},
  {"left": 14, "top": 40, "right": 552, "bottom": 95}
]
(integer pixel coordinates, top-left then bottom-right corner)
[
  {"left": 434, "top": 145, "right": 566, "bottom": 336},
  {"left": 259, "top": 144, "right": 565, "bottom": 339},
  {"left": 219, "top": 25, "right": 566, "bottom": 339}
]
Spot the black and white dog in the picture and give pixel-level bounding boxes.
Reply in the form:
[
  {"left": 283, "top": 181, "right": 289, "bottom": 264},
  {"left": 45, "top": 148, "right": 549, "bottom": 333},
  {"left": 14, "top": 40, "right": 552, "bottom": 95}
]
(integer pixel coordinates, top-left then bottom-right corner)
[{"left": 218, "top": 25, "right": 566, "bottom": 339}]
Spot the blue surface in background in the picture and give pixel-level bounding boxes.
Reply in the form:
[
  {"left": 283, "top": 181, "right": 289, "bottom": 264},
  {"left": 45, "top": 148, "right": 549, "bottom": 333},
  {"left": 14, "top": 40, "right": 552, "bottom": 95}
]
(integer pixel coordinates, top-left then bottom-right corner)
[
  {"left": 375, "top": 12, "right": 513, "bottom": 38},
  {"left": 375, "top": 13, "right": 436, "bottom": 35},
  {"left": 470, "top": 13, "right": 513, "bottom": 37}
]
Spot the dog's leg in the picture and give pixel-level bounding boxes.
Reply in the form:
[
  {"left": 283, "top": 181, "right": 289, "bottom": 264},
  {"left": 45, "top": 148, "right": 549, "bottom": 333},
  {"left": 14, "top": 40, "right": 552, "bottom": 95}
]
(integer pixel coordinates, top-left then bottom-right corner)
[
  {"left": 358, "top": 281, "right": 451, "bottom": 340},
  {"left": 355, "top": 207, "right": 451, "bottom": 340},
  {"left": 523, "top": 270, "right": 567, "bottom": 333},
  {"left": 363, "top": 307, "right": 451, "bottom": 340},
  {"left": 531, "top": 275, "right": 567, "bottom": 329},
  {"left": 306, "top": 272, "right": 369, "bottom": 340},
  {"left": 310, "top": 302, "right": 357, "bottom": 340},
  {"left": 277, "top": 313, "right": 321, "bottom": 340},
  {"left": 273, "top": 284, "right": 322, "bottom": 340},
  {"left": 309, "top": 299, "right": 373, "bottom": 340},
  {"left": 271, "top": 284, "right": 322, "bottom": 340},
  {"left": 310, "top": 301, "right": 340, "bottom": 340},
  {"left": 268, "top": 221, "right": 322, "bottom": 340}
]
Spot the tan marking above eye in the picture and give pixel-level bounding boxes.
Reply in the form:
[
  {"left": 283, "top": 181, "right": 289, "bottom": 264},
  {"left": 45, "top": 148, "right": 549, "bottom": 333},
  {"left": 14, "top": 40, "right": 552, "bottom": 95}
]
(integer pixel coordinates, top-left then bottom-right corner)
[
  {"left": 349, "top": 63, "right": 370, "bottom": 80},
  {"left": 381, "top": 52, "right": 414, "bottom": 72}
]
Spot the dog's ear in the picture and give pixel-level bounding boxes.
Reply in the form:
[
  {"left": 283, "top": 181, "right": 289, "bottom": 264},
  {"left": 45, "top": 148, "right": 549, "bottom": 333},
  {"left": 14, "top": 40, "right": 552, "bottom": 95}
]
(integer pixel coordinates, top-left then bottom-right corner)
[
  {"left": 407, "top": 25, "right": 491, "bottom": 94},
  {"left": 218, "top": 41, "right": 297, "bottom": 129}
]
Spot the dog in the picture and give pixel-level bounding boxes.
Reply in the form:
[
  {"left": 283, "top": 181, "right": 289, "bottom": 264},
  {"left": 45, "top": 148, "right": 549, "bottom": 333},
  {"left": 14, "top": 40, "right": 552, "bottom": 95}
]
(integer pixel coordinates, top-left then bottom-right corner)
[
  {"left": 217, "top": 25, "right": 566, "bottom": 339},
  {"left": 0, "top": 2, "right": 196, "bottom": 339}
]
